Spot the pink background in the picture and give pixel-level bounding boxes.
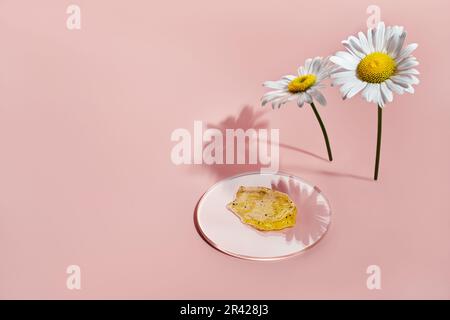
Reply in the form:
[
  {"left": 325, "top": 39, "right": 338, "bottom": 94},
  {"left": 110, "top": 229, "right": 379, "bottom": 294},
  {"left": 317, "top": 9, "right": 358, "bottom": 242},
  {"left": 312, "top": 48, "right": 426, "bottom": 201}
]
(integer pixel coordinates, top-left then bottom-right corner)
[{"left": 0, "top": 0, "right": 449, "bottom": 299}]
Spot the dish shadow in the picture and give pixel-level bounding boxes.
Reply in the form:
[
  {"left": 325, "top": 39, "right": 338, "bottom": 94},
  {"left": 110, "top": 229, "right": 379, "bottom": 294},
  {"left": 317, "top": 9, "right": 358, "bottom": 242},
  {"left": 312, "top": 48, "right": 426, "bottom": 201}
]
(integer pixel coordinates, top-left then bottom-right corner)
[
  {"left": 286, "top": 164, "right": 372, "bottom": 182},
  {"left": 262, "top": 177, "right": 332, "bottom": 247}
]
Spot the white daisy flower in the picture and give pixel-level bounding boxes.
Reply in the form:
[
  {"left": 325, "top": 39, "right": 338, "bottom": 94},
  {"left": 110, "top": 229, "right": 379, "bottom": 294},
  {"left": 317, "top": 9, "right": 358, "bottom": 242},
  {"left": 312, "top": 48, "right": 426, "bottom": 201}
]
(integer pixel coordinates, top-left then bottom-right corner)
[
  {"left": 261, "top": 57, "right": 336, "bottom": 161},
  {"left": 261, "top": 56, "right": 335, "bottom": 109},
  {"left": 330, "top": 21, "right": 419, "bottom": 107},
  {"left": 330, "top": 21, "right": 420, "bottom": 180}
]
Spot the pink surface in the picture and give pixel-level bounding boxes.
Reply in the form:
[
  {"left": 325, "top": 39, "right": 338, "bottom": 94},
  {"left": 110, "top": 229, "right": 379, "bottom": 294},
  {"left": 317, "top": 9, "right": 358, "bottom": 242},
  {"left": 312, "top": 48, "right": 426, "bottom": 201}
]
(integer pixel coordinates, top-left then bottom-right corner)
[{"left": 0, "top": 0, "right": 449, "bottom": 299}]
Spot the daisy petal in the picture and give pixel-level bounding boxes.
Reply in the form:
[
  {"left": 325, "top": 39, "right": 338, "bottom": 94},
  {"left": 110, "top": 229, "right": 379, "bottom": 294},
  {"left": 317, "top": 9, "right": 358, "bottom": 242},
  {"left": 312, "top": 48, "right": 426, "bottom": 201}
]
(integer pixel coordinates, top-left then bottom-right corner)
[
  {"left": 362, "top": 83, "right": 378, "bottom": 103},
  {"left": 298, "top": 66, "right": 307, "bottom": 76},
  {"left": 386, "top": 36, "right": 398, "bottom": 56},
  {"left": 344, "top": 80, "right": 367, "bottom": 99},
  {"left": 297, "top": 94, "right": 307, "bottom": 108},
  {"left": 343, "top": 36, "right": 365, "bottom": 59},
  {"left": 335, "top": 51, "right": 360, "bottom": 63},
  {"left": 374, "top": 84, "right": 384, "bottom": 107},
  {"left": 387, "top": 26, "right": 404, "bottom": 57},
  {"left": 390, "top": 77, "right": 410, "bottom": 90},
  {"left": 309, "top": 57, "right": 322, "bottom": 74},
  {"left": 263, "top": 80, "right": 288, "bottom": 90},
  {"left": 281, "top": 75, "right": 296, "bottom": 81},
  {"left": 405, "top": 75, "right": 420, "bottom": 85},
  {"left": 397, "top": 57, "right": 419, "bottom": 70},
  {"left": 385, "top": 79, "right": 404, "bottom": 95},
  {"left": 332, "top": 73, "right": 358, "bottom": 86},
  {"left": 367, "top": 26, "right": 375, "bottom": 52},
  {"left": 404, "top": 85, "right": 415, "bottom": 94},
  {"left": 272, "top": 96, "right": 286, "bottom": 109},
  {"left": 330, "top": 54, "right": 358, "bottom": 70},
  {"left": 358, "top": 31, "right": 372, "bottom": 54},
  {"left": 380, "top": 82, "right": 393, "bottom": 103},
  {"left": 375, "top": 21, "right": 386, "bottom": 52},
  {"left": 396, "top": 68, "right": 420, "bottom": 75},
  {"left": 304, "top": 58, "right": 313, "bottom": 74},
  {"left": 309, "top": 89, "right": 327, "bottom": 106},
  {"left": 261, "top": 91, "right": 288, "bottom": 106},
  {"left": 304, "top": 92, "right": 313, "bottom": 104},
  {"left": 394, "top": 30, "right": 407, "bottom": 58},
  {"left": 340, "top": 80, "right": 359, "bottom": 97},
  {"left": 330, "top": 70, "right": 355, "bottom": 79},
  {"left": 262, "top": 90, "right": 286, "bottom": 99},
  {"left": 391, "top": 75, "right": 419, "bottom": 86},
  {"left": 384, "top": 25, "right": 393, "bottom": 48},
  {"left": 396, "top": 43, "right": 418, "bottom": 63}
]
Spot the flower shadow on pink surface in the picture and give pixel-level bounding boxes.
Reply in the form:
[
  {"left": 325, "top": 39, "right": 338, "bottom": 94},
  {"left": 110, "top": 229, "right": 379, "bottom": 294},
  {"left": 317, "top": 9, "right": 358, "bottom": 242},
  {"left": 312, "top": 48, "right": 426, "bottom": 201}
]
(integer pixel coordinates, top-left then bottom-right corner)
[
  {"left": 269, "top": 178, "right": 331, "bottom": 247},
  {"left": 285, "top": 163, "right": 372, "bottom": 182},
  {"left": 204, "top": 105, "right": 268, "bottom": 179},
  {"left": 193, "top": 105, "right": 327, "bottom": 181}
]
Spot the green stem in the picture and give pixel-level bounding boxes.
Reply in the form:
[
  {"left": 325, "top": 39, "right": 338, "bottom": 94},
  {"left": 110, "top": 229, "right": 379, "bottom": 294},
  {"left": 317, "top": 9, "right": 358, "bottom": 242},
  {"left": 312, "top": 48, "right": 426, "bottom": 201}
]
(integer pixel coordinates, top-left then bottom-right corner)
[
  {"left": 310, "top": 102, "right": 333, "bottom": 161},
  {"left": 374, "top": 105, "right": 382, "bottom": 180}
]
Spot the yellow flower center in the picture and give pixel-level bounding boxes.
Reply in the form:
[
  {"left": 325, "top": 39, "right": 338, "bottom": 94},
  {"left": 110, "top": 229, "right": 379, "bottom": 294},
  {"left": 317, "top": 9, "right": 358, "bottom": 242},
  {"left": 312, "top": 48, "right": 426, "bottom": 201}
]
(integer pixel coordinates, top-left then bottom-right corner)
[
  {"left": 357, "top": 52, "right": 396, "bottom": 83},
  {"left": 287, "top": 74, "right": 317, "bottom": 93}
]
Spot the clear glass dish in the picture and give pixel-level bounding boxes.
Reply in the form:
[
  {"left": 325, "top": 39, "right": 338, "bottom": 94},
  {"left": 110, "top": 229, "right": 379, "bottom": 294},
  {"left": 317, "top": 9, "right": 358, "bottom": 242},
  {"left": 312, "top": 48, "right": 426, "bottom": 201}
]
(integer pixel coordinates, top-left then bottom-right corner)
[{"left": 194, "top": 172, "right": 332, "bottom": 260}]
